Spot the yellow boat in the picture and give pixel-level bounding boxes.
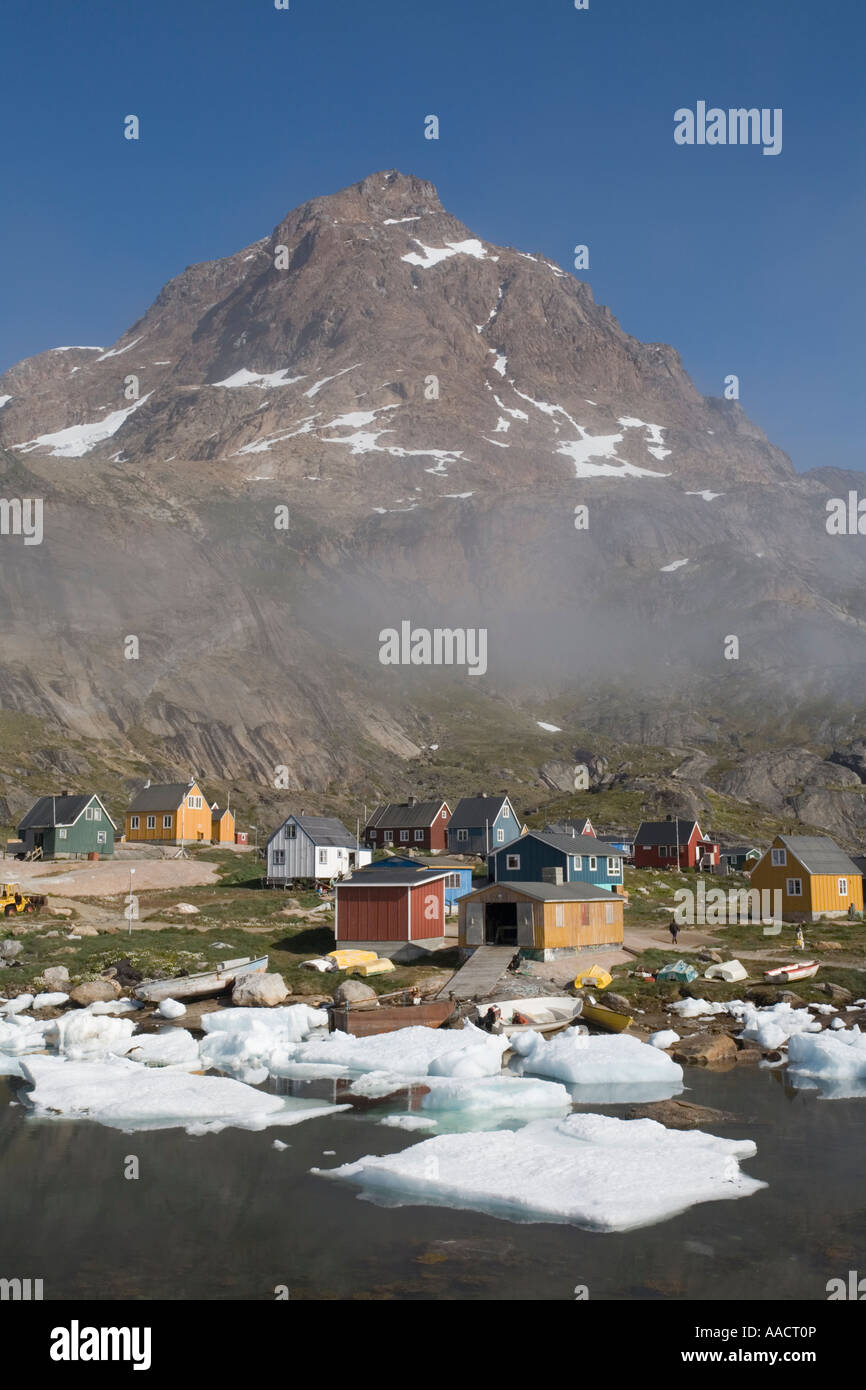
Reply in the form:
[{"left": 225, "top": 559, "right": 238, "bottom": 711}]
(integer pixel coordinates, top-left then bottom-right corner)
[
  {"left": 580, "top": 1000, "right": 632, "bottom": 1033},
  {"left": 352, "top": 958, "right": 396, "bottom": 977},
  {"left": 574, "top": 966, "right": 612, "bottom": 991},
  {"left": 327, "top": 948, "right": 379, "bottom": 971}
]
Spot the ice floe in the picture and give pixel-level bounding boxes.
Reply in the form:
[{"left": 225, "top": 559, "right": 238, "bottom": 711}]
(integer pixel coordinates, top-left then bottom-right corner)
[
  {"left": 158, "top": 999, "right": 186, "bottom": 1019},
  {"left": 379, "top": 1113, "right": 438, "bottom": 1131},
  {"left": 19, "top": 1055, "right": 344, "bottom": 1134},
  {"left": 787, "top": 1028, "right": 866, "bottom": 1094},
  {"left": 124, "top": 1029, "right": 201, "bottom": 1068},
  {"left": 199, "top": 1004, "right": 329, "bottom": 1082},
  {"left": 318, "top": 1112, "right": 765, "bottom": 1231},
  {"left": 511, "top": 1030, "right": 683, "bottom": 1099},
  {"left": 282, "top": 1021, "right": 508, "bottom": 1082},
  {"left": 736, "top": 1002, "right": 823, "bottom": 1051},
  {"left": 669, "top": 998, "right": 735, "bottom": 1019}
]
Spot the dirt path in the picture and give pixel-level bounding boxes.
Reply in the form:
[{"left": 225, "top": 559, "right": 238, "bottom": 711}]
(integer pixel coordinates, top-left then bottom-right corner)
[{"left": 5, "top": 858, "right": 221, "bottom": 898}]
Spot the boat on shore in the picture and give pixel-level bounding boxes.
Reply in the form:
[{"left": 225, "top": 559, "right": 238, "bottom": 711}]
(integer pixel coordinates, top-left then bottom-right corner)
[
  {"left": 580, "top": 999, "right": 633, "bottom": 1032},
  {"left": 475, "top": 996, "right": 583, "bottom": 1037},
  {"left": 135, "top": 956, "right": 268, "bottom": 1003},
  {"left": 331, "top": 999, "right": 455, "bottom": 1036},
  {"left": 764, "top": 960, "right": 819, "bottom": 983}
]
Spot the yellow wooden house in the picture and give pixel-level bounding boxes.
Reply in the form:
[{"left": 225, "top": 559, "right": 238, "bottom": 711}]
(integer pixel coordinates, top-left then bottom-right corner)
[
  {"left": 458, "top": 874, "right": 623, "bottom": 961},
  {"left": 125, "top": 781, "right": 214, "bottom": 845},
  {"left": 210, "top": 804, "right": 236, "bottom": 845},
  {"left": 750, "top": 834, "right": 864, "bottom": 921}
]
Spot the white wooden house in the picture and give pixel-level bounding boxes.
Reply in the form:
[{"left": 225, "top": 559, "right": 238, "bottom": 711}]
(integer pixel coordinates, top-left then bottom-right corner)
[{"left": 265, "top": 813, "right": 371, "bottom": 886}]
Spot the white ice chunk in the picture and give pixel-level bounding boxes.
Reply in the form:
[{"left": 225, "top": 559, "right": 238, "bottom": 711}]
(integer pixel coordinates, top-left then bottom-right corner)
[
  {"left": 648, "top": 1030, "right": 680, "bottom": 1049},
  {"left": 737, "top": 1002, "right": 822, "bottom": 1051},
  {"left": 31, "top": 993, "right": 69, "bottom": 1010},
  {"left": 158, "top": 999, "right": 186, "bottom": 1019},
  {"left": 319, "top": 1113, "right": 765, "bottom": 1231},
  {"left": 124, "top": 1029, "right": 201, "bottom": 1067},
  {"left": 512, "top": 1029, "right": 683, "bottom": 1090},
  {"left": 379, "top": 1114, "right": 439, "bottom": 1131}
]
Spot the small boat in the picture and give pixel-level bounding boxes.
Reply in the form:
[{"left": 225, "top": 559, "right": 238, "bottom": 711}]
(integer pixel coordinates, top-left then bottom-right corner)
[
  {"left": 331, "top": 1000, "right": 455, "bottom": 1036},
  {"left": 135, "top": 956, "right": 268, "bottom": 1003},
  {"left": 580, "top": 999, "right": 633, "bottom": 1032},
  {"left": 764, "top": 960, "right": 819, "bottom": 983},
  {"left": 476, "top": 996, "right": 583, "bottom": 1037}
]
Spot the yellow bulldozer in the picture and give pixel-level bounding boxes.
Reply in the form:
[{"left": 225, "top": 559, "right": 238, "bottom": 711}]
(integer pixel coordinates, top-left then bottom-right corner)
[{"left": 0, "top": 881, "right": 46, "bottom": 917}]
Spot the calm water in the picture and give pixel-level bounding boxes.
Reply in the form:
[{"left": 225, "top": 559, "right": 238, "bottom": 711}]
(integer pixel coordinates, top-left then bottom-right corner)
[{"left": 1, "top": 1065, "right": 864, "bottom": 1301}]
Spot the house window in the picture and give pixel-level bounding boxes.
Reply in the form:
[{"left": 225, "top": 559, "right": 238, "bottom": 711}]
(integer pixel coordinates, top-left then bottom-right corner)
[
  {"left": 441, "top": 808, "right": 447, "bottom": 818},
  {"left": 272, "top": 849, "right": 285, "bottom": 865},
  {"left": 369, "top": 829, "right": 376, "bottom": 839},
  {"left": 414, "top": 829, "right": 424, "bottom": 841},
  {"left": 457, "top": 829, "right": 468, "bottom": 842},
  {"left": 667, "top": 846, "right": 677, "bottom": 858},
  {"left": 588, "top": 856, "right": 597, "bottom": 871},
  {"left": 318, "top": 849, "right": 328, "bottom": 864},
  {"left": 605, "top": 903, "right": 614, "bottom": 925},
  {"left": 384, "top": 831, "right": 394, "bottom": 844},
  {"left": 496, "top": 828, "right": 505, "bottom": 842},
  {"left": 607, "top": 857, "right": 621, "bottom": 875},
  {"left": 554, "top": 902, "right": 565, "bottom": 927},
  {"left": 446, "top": 873, "right": 461, "bottom": 888},
  {"left": 85, "top": 806, "right": 99, "bottom": 820},
  {"left": 163, "top": 815, "right": 172, "bottom": 829},
  {"left": 400, "top": 830, "right": 409, "bottom": 842},
  {"left": 96, "top": 831, "right": 107, "bottom": 844},
  {"left": 146, "top": 816, "right": 156, "bottom": 829},
  {"left": 57, "top": 828, "right": 67, "bottom": 840},
  {"left": 502, "top": 805, "right": 510, "bottom": 818},
  {"left": 188, "top": 795, "right": 202, "bottom": 809},
  {"left": 572, "top": 855, "right": 582, "bottom": 870},
  {"left": 786, "top": 878, "right": 802, "bottom": 896},
  {"left": 287, "top": 823, "right": 297, "bottom": 839},
  {"left": 771, "top": 848, "right": 787, "bottom": 866},
  {"left": 130, "top": 816, "right": 140, "bottom": 830},
  {"left": 839, "top": 878, "right": 848, "bottom": 897},
  {"left": 506, "top": 854, "right": 520, "bottom": 870}
]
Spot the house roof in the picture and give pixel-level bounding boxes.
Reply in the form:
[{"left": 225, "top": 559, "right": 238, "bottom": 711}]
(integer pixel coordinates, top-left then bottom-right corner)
[
  {"left": 339, "top": 866, "right": 450, "bottom": 888},
  {"left": 776, "top": 836, "right": 862, "bottom": 878},
  {"left": 495, "top": 830, "right": 621, "bottom": 857},
  {"left": 635, "top": 819, "right": 703, "bottom": 845},
  {"left": 464, "top": 880, "right": 620, "bottom": 903},
  {"left": 128, "top": 782, "right": 201, "bottom": 814},
  {"left": 544, "top": 819, "right": 595, "bottom": 835},
  {"left": 852, "top": 855, "right": 866, "bottom": 876},
  {"left": 211, "top": 806, "right": 234, "bottom": 820},
  {"left": 377, "top": 854, "right": 472, "bottom": 870},
  {"left": 270, "top": 814, "right": 357, "bottom": 847},
  {"left": 366, "top": 800, "right": 447, "bottom": 830},
  {"left": 449, "top": 795, "right": 514, "bottom": 829},
  {"left": 18, "top": 794, "right": 116, "bottom": 831}
]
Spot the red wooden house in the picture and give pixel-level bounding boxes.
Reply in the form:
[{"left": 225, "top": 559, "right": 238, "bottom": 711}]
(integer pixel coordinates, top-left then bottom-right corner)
[
  {"left": 633, "top": 818, "right": 720, "bottom": 871},
  {"left": 364, "top": 798, "right": 450, "bottom": 853},
  {"left": 334, "top": 866, "right": 451, "bottom": 943}
]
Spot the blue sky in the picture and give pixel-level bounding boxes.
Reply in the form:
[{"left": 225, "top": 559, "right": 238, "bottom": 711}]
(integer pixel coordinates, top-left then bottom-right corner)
[{"left": 2, "top": 0, "right": 863, "bottom": 471}]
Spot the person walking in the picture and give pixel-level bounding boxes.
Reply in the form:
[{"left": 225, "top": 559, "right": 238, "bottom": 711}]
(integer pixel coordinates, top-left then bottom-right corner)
[{"left": 668, "top": 919, "right": 680, "bottom": 947}]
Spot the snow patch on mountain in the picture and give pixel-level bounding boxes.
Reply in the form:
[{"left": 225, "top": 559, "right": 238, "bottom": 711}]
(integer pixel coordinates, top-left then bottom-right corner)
[
  {"left": 96, "top": 337, "right": 143, "bottom": 363},
  {"left": 215, "top": 368, "right": 305, "bottom": 389},
  {"left": 402, "top": 238, "right": 498, "bottom": 269},
  {"left": 12, "top": 393, "right": 153, "bottom": 459}
]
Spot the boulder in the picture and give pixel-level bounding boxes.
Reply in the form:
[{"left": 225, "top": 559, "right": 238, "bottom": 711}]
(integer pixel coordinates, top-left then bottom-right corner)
[
  {"left": 41, "top": 965, "right": 71, "bottom": 990},
  {"left": 50, "top": 908, "right": 73, "bottom": 918},
  {"left": 0, "top": 939, "right": 23, "bottom": 960},
  {"left": 69, "top": 979, "right": 123, "bottom": 1006},
  {"left": 671, "top": 1032, "right": 738, "bottom": 1066},
  {"left": 822, "top": 982, "right": 854, "bottom": 1004},
  {"left": 333, "top": 979, "right": 378, "bottom": 1006},
  {"left": 232, "top": 972, "right": 289, "bottom": 1007},
  {"left": 72, "top": 924, "right": 99, "bottom": 937},
  {"left": 697, "top": 949, "right": 723, "bottom": 964},
  {"left": 600, "top": 991, "right": 632, "bottom": 1016},
  {"left": 621, "top": 1098, "right": 738, "bottom": 1130},
  {"left": 814, "top": 940, "right": 844, "bottom": 951}
]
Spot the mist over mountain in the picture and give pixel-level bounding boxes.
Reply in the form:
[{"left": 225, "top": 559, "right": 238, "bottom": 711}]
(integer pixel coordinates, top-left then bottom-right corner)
[{"left": 1, "top": 169, "right": 865, "bottom": 836}]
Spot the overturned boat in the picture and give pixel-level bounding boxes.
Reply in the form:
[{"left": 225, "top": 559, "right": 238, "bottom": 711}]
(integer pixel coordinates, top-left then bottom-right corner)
[{"left": 135, "top": 956, "right": 268, "bottom": 1003}]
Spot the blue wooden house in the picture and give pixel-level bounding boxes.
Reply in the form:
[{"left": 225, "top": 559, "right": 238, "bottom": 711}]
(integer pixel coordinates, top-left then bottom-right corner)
[
  {"left": 360, "top": 854, "right": 474, "bottom": 910},
  {"left": 446, "top": 795, "right": 523, "bottom": 857},
  {"left": 489, "top": 830, "right": 624, "bottom": 891}
]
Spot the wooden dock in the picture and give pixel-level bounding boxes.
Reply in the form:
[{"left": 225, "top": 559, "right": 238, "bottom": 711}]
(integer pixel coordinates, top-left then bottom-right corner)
[{"left": 436, "top": 945, "right": 514, "bottom": 1003}]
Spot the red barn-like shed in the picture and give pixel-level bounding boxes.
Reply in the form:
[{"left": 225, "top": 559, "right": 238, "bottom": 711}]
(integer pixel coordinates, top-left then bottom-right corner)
[
  {"left": 335, "top": 867, "right": 450, "bottom": 943},
  {"left": 633, "top": 819, "right": 719, "bottom": 870}
]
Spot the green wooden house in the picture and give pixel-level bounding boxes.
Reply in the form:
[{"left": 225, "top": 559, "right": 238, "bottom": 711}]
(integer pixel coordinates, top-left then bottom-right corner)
[{"left": 17, "top": 793, "right": 116, "bottom": 859}]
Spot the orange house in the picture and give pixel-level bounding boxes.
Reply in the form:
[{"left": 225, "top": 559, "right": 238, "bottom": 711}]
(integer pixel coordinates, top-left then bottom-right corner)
[
  {"left": 750, "top": 834, "right": 864, "bottom": 922},
  {"left": 125, "top": 781, "right": 213, "bottom": 845},
  {"left": 210, "top": 804, "right": 236, "bottom": 845}
]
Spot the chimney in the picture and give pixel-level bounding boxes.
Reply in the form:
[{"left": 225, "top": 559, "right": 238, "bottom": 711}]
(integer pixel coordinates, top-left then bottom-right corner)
[
  {"left": 144, "top": 779, "right": 151, "bottom": 789},
  {"left": 61, "top": 789, "right": 69, "bottom": 797},
  {"left": 408, "top": 795, "right": 417, "bottom": 806},
  {"left": 541, "top": 866, "right": 564, "bottom": 885}
]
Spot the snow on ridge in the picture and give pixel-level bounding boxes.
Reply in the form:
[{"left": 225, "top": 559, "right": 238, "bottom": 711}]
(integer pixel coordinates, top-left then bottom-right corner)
[
  {"left": 234, "top": 416, "right": 319, "bottom": 455},
  {"left": 12, "top": 393, "right": 152, "bottom": 459},
  {"left": 214, "top": 368, "right": 305, "bottom": 389},
  {"left": 537, "top": 721, "right": 562, "bottom": 732},
  {"left": 618, "top": 416, "right": 672, "bottom": 462},
  {"left": 96, "top": 337, "right": 143, "bottom": 363},
  {"left": 324, "top": 405, "right": 399, "bottom": 429},
  {"left": 490, "top": 352, "right": 508, "bottom": 377},
  {"left": 685, "top": 489, "right": 723, "bottom": 502},
  {"left": 51, "top": 346, "right": 104, "bottom": 353},
  {"left": 482, "top": 436, "right": 510, "bottom": 448},
  {"left": 557, "top": 429, "right": 670, "bottom": 480},
  {"left": 303, "top": 364, "right": 362, "bottom": 398},
  {"left": 660, "top": 558, "right": 689, "bottom": 572},
  {"left": 476, "top": 285, "right": 505, "bottom": 333},
  {"left": 384, "top": 216, "right": 421, "bottom": 225},
  {"left": 494, "top": 394, "right": 528, "bottom": 422},
  {"left": 402, "top": 238, "right": 498, "bottom": 270},
  {"left": 0, "top": 395, "right": 11, "bottom": 409}
]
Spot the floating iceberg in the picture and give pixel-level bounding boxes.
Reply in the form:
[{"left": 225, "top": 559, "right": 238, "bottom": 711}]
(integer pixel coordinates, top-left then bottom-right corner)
[
  {"left": 512, "top": 1028, "right": 683, "bottom": 1087},
  {"left": 19, "top": 1054, "right": 347, "bottom": 1133},
  {"left": 736, "top": 1003, "right": 822, "bottom": 1051},
  {"left": 124, "top": 1029, "right": 201, "bottom": 1068},
  {"left": 318, "top": 1112, "right": 765, "bottom": 1232},
  {"left": 199, "top": 1004, "right": 329, "bottom": 1081},
  {"left": 283, "top": 1020, "right": 508, "bottom": 1081}
]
